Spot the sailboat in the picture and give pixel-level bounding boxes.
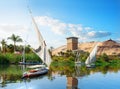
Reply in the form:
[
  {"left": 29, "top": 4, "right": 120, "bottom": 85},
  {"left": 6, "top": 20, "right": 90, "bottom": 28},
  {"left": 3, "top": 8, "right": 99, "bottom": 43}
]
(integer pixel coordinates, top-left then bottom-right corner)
[
  {"left": 85, "top": 43, "right": 98, "bottom": 68},
  {"left": 22, "top": 8, "right": 52, "bottom": 78}
]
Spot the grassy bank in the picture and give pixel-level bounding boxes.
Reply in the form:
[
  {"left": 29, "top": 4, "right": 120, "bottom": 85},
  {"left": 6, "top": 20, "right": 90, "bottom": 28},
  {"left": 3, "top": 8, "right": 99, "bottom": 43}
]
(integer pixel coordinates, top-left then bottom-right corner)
[
  {"left": 0, "top": 53, "right": 41, "bottom": 64},
  {"left": 95, "top": 59, "right": 120, "bottom": 66},
  {"left": 95, "top": 53, "right": 120, "bottom": 66}
]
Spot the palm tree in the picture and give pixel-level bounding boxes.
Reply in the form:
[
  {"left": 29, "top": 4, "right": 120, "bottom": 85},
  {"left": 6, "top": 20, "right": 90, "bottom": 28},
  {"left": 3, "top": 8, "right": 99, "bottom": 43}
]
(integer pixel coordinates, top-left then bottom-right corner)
[
  {"left": 7, "top": 34, "right": 23, "bottom": 53},
  {"left": 1, "top": 39, "right": 7, "bottom": 53}
]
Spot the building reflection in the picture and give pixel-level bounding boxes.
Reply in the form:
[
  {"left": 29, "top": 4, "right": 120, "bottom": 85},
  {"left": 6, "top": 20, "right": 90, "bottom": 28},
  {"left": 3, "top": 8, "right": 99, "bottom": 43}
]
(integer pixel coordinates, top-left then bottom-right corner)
[{"left": 67, "top": 77, "right": 79, "bottom": 89}]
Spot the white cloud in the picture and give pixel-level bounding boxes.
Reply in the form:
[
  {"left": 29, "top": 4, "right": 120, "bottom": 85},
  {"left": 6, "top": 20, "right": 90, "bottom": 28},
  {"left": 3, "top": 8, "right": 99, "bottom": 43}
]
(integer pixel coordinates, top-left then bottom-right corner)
[
  {"left": 115, "top": 38, "right": 120, "bottom": 43},
  {"left": 34, "top": 16, "right": 112, "bottom": 42},
  {"left": 48, "top": 39, "right": 66, "bottom": 48},
  {"left": 0, "top": 24, "right": 29, "bottom": 43},
  {"left": 87, "top": 31, "right": 111, "bottom": 38},
  {"left": 84, "top": 27, "right": 93, "bottom": 30},
  {"left": 35, "top": 16, "right": 67, "bottom": 35}
]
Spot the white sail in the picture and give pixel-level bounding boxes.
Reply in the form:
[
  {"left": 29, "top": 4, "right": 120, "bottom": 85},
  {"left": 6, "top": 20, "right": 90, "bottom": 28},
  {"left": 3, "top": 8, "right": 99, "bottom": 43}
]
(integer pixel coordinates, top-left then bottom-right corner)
[
  {"left": 85, "top": 43, "right": 98, "bottom": 65},
  {"left": 29, "top": 8, "right": 52, "bottom": 67}
]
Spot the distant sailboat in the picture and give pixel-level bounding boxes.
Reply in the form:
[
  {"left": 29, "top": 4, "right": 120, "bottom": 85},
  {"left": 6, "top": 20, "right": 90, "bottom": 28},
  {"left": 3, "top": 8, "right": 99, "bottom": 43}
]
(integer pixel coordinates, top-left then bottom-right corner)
[
  {"left": 85, "top": 43, "right": 98, "bottom": 68},
  {"left": 74, "top": 50, "right": 81, "bottom": 64}
]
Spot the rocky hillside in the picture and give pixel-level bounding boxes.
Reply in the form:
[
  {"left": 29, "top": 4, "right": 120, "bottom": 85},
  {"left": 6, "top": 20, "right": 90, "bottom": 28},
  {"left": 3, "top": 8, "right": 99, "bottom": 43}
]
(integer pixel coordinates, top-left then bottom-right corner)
[
  {"left": 97, "top": 39, "right": 120, "bottom": 55},
  {"left": 79, "top": 39, "right": 120, "bottom": 55}
]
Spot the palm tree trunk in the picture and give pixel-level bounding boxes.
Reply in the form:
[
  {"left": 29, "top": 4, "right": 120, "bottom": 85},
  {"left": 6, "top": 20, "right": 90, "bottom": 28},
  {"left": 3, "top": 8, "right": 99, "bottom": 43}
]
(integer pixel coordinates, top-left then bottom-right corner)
[
  {"left": 1, "top": 45, "right": 3, "bottom": 52},
  {"left": 14, "top": 42, "right": 16, "bottom": 53},
  {"left": 1, "top": 45, "right": 5, "bottom": 53}
]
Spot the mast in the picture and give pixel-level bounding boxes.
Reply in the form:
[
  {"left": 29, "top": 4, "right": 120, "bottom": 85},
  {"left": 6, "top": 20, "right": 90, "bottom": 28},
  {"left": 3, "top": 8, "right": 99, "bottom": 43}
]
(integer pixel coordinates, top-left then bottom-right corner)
[
  {"left": 22, "top": 43, "right": 25, "bottom": 63},
  {"left": 28, "top": 7, "right": 44, "bottom": 46}
]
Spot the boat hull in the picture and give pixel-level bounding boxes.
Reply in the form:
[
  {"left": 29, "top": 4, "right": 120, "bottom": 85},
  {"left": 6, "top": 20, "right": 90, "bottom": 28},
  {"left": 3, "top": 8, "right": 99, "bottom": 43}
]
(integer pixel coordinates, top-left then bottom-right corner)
[
  {"left": 22, "top": 69, "right": 48, "bottom": 78},
  {"left": 86, "top": 64, "right": 95, "bottom": 68}
]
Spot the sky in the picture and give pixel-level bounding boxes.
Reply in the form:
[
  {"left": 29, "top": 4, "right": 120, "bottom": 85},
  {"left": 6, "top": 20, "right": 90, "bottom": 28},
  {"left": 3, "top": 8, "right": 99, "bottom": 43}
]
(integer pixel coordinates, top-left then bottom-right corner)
[{"left": 0, "top": 0, "right": 120, "bottom": 49}]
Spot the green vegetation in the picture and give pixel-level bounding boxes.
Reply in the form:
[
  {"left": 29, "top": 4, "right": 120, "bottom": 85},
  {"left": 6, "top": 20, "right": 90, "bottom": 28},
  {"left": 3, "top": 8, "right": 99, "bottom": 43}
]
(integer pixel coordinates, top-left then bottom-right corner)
[
  {"left": 51, "top": 60, "right": 74, "bottom": 67},
  {"left": 52, "top": 50, "right": 89, "bottom": 62},
  {"left": 95, "top": 53, "right": 120, "bottom": 66},
  {"left": 51, "top": 50, "right": 89, "bottom": 68},
  {"left": 0, "top": 53, "right": 41, "bottom": 64},
  {"left": 51, "top": 50, "right": 120, "bottom": 69}
]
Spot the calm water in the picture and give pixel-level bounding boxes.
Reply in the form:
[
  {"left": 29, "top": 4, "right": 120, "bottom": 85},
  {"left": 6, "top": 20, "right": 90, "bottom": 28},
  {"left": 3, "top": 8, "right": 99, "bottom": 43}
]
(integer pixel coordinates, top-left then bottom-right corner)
[{"left": 0, "top": 65, "right": 120, "bottom": 89}]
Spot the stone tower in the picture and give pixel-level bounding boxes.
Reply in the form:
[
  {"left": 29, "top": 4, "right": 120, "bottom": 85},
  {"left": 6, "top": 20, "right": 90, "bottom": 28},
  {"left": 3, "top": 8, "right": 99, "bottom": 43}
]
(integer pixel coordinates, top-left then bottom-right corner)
[{"left": 67, "top": 37, "right": 78, "bottom": 50}]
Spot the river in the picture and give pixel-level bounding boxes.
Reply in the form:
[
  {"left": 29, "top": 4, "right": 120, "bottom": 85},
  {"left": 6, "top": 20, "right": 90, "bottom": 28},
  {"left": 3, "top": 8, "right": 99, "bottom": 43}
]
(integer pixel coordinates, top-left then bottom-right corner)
[{"left": 0, "top": 64, "right": 120, "bottom": 89}]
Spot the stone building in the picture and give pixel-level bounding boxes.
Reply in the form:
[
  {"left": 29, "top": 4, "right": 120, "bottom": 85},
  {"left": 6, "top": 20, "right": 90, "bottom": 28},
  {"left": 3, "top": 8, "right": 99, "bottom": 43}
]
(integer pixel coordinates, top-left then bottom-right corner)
[{"left": 67, "top": 37, "right": 78, "bottom": 50}]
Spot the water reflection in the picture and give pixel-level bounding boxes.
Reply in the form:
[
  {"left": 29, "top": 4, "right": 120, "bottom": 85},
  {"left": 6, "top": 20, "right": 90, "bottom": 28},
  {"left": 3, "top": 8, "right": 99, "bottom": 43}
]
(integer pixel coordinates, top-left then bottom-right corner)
[
  {"left": 0, "top": 64, "right": 120, "bottom": 89},
  {"left": 0, "top": 76, "right": 5, "bottom": 87}
]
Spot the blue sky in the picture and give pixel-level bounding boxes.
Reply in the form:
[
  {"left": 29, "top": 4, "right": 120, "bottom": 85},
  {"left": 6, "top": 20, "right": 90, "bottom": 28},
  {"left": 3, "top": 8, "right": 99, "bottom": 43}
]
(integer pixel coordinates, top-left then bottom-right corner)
[{"left": 0, "top": 0, "right": 120, "bottom": 48}]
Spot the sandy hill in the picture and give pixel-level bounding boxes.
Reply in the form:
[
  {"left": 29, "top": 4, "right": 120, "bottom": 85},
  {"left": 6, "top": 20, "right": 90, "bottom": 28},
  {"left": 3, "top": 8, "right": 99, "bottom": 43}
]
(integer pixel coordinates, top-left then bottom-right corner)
[{"left": 52, "top": 39, "right": 120, "bottom": 56}]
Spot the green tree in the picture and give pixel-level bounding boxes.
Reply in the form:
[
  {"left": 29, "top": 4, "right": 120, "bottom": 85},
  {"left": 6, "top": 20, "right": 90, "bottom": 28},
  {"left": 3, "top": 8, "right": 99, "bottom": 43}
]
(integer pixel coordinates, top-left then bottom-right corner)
[
  {"left": 100, "top": 53, "right": 109, "bottom": 62},
  {"left": 7, "top": 44, "right": 14, "bottom": 53},
  {"left": 25, "top": 45, "right": 31, "bottom": 53},
  {"left": 7, "top": 34, "right": 23, "bottom": 53},
  {"left": 1, "top": 39, "right": 7, "bottom": 53}
]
